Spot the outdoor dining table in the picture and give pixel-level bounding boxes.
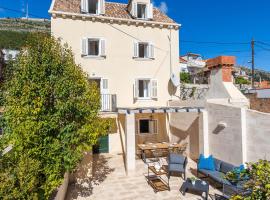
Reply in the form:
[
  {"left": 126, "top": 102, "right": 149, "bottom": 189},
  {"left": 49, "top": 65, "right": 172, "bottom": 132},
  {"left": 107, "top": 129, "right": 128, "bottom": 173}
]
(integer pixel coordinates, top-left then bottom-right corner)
[
  {"left": 137, "top": 142, "right": 184, "bottom": 152},
  {"left": 137, "top": 142, "right": 185, "bottom": 160}
]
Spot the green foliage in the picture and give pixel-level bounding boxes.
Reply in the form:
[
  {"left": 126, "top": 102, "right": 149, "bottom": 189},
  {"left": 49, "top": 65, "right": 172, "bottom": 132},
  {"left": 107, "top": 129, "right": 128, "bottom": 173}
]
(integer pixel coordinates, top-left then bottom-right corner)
[
  {"left": 231, "top": 160, "right": 270, "bottom": 200},
  {"left": 0, "top": 33, "right": 110, "bottom": 199},
  {"left": 235, "top": 77, "right": 250, "bottom": 85},
  {"left": 0, "top": 30, "right": 31, "bottom": 50},
  {"left": 180, "top": 72, "right": 191, "bottom": 84}
]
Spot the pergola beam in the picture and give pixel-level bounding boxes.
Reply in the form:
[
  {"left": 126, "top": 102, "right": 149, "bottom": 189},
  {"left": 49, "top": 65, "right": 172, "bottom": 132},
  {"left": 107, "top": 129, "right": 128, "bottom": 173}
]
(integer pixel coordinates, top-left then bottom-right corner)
[{"left": 117, "top": 107, "right": 204, "bottom": 114}]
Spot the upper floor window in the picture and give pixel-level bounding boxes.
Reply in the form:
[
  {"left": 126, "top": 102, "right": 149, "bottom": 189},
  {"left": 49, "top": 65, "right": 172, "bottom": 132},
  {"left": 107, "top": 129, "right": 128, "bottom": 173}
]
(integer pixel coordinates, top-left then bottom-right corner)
[
  {"left": 81, "top": 38, "right": 106, "bottom": 57},
  {"left": 137, "top": 4, "right": 147, "bottom": 19},
  {"left": 131, "top": 2, "right": 153, "bottom": 20},
  {"left": 134, "top": 79, "right": 158, "bottom": 100},
  {"left": 134, "top": 42, "right": 154, "bottom": 59},
  {"left": 81, "top": 0, "right": 105, "bottom": 15}
]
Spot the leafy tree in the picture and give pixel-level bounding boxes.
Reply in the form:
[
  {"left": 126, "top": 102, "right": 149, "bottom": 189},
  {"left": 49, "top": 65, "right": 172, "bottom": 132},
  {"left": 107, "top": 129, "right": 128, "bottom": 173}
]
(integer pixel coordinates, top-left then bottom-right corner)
[
  {"left": 180, "top": 72, "right": 191, "bottom": 84},
  {"left": 235, "top": 77, "right": 250, "bottom": 85},
  {"left": 0, "top": 33, "right": 110, "bottom": 199},
  {"left": 231, "top": 160, "right": 270, "bottom": 200}
]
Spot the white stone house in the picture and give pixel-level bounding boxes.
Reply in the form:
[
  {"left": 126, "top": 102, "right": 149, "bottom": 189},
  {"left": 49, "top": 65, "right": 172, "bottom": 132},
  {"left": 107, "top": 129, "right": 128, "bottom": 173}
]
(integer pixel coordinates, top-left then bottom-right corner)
[{"left": 49, "top": 0, "right": 203, "bottom": 173}]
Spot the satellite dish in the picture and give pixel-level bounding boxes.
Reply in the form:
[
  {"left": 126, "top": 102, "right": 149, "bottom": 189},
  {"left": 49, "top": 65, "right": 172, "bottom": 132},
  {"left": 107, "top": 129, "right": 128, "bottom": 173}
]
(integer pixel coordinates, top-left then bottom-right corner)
[{"left": 170, "top": 73, "right": 180, "bottom": 87}]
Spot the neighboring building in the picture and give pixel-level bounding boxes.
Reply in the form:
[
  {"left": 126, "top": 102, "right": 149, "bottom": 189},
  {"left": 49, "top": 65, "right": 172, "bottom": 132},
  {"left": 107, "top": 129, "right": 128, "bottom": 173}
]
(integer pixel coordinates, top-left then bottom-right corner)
[
  {"left": 2, "top": 49, "right": 20, "bottom": 62},
  {"left": 233, "top": 66, "right": 250, "bottom": 80},
  {"left": 245, "top": 88, "right": 270, "bottom": 113},
  {"left": 180, "top": 53, "right": 206, "bottom": 83},
  {"left": 259, "top": 81, "right": 270, "bottom": 89},
  {"left": 179, "top": 57, "right": 188, "bottom": 72},
  {"left": 50, "top": 0, "right": 181, "bottom": 171}
]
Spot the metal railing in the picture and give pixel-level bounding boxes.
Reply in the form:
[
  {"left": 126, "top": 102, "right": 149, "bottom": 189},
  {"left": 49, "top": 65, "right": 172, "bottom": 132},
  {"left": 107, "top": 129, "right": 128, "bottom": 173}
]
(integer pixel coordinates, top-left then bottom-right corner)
[{"left": 101, "top": 94, "right": 117, "bottom": 112}]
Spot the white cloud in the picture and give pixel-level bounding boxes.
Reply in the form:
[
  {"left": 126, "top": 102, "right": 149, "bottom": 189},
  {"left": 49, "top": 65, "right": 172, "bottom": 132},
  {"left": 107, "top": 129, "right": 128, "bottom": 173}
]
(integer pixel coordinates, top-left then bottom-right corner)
[{"left": 157, "top": 1, "right": 168, "bottom": 14}]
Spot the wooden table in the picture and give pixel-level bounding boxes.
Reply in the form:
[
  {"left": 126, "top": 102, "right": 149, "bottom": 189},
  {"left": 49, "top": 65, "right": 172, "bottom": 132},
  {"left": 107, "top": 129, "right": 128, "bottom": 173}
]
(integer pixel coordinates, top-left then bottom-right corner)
[{"left": 138, "top": 142, "right": 184, "bottom": 151}]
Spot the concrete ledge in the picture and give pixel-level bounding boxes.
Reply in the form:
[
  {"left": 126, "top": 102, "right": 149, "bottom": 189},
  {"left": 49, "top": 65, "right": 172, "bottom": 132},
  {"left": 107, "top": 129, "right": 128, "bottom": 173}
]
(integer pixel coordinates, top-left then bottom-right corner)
[{"left": 54, "top": 172, "right": 70, "bottom": 200}]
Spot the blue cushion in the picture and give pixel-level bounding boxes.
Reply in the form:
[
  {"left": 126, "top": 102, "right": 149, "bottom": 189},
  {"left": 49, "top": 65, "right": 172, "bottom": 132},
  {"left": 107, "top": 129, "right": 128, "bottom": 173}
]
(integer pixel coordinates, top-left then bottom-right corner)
[
  {"left": 169, "top": 153, "right": 186, "bottom": 164},
  {"left": 169, "top": 163, "right": 184, "bottom": 173},
  {"left": 220, "top": 162, "right": 235, "bottom": 174},
  {"left": 233, "top": 164, "right": 245, "bottom": 173},
  {"left": 198, "top": 154, "right": 215, "bottom": 171}
]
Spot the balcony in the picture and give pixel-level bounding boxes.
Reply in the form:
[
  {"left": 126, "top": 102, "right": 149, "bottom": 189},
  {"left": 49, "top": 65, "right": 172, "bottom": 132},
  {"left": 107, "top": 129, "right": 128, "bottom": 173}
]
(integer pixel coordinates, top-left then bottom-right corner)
[{"left": 101, "top": 94, "right": 117, "bottom": 112}]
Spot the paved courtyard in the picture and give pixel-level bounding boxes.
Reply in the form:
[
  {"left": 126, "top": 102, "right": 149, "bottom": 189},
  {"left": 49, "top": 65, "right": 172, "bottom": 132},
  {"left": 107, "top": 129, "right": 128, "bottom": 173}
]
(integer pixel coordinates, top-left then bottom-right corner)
[{"left": 66, "top": 153, "right": 221, "bottom": 200}]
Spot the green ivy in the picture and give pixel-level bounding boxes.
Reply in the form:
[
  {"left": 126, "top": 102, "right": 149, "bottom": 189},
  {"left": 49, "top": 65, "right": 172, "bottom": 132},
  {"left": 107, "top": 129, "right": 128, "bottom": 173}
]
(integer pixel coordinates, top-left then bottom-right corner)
[
  {"left": 231, "top": 160, "right": 270, "bottom": 200},
  {"left": 0, "top": 33, "right": 110, "bottom": 199}
]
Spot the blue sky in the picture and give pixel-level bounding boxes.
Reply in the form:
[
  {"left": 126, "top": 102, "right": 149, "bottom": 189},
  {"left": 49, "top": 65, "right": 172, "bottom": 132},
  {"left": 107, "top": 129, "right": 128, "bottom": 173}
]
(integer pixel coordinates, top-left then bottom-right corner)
[{"left": 1, "top": 0, "right": 270, "bottom": 71}]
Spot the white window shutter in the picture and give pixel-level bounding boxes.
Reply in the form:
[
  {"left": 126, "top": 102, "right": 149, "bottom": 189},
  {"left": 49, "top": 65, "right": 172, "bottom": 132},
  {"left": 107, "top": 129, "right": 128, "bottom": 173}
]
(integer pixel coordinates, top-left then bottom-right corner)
[
  {"left": 101, "top": 78, "right": 108, "bottom": 93},
  {"left": 81, "top": 38, "right": 88, "bottom": 56},
  {"left": 132, "top": 2, "right": 137, "bottom": 18},
  {"left": 134, "top": 79, "right": 139, "bottom": 99},
  {"left": 151, "top": 79, "right": 158, "bottom": 99},
  {"left": 100, "top": 39, "right": 106, "bottom": 57},
  {"left": 148, "top": 3, "right": 153, "bottom": 19},
  {"left": 149, "top": 120, "right": 157, "bottom": 134},
  {"left": 149, "top": 43, "right": 154, "bottom": 59},
  {"left": 133, "top": 42, "right": 138, "bottom": 58},
  {"left": 81, "top": 0, "right": 88, "bottom": 13},
  {"left": 99, "top": 0, "right": 105, "bottom": 14}
]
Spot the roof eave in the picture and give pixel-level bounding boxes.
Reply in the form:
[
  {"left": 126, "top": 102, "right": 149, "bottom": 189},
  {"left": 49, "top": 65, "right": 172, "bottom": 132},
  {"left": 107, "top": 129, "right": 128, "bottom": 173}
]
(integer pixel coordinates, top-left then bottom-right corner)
[{"left": 49, "top": 10, "right": 181, "bottom": 28}]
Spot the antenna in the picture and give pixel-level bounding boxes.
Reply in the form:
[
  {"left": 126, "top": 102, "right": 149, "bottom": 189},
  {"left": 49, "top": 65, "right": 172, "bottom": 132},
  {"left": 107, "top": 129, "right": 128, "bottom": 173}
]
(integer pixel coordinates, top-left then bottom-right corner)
[{"left": 26, "top": 0, "right": 29, "bottom": 19}]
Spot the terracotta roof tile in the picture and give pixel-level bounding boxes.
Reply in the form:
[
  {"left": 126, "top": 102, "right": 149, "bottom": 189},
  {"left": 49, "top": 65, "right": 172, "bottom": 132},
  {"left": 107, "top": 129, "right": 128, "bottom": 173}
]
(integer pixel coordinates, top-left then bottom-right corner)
[{"left": 52, "top": 1, "right": 176, "bottom": 24}]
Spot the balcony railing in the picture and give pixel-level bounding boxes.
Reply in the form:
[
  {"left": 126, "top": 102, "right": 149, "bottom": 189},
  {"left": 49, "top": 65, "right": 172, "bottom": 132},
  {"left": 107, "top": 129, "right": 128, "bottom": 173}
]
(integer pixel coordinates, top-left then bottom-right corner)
[{"left": 101, "top": 94, "right": 117, "bottom": 112}]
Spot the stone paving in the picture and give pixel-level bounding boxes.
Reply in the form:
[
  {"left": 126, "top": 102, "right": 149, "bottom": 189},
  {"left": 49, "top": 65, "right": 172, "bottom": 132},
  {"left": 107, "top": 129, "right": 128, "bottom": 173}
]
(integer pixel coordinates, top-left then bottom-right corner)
[{"left": 66, "top": 153, "right": 222, "bottom": 200}]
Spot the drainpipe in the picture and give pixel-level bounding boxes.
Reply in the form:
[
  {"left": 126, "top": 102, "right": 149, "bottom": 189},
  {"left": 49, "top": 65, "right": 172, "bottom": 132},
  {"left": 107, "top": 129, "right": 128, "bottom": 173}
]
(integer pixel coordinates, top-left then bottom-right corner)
[{"left": 169, "top": 28, "right": 172, "bottom": 100}]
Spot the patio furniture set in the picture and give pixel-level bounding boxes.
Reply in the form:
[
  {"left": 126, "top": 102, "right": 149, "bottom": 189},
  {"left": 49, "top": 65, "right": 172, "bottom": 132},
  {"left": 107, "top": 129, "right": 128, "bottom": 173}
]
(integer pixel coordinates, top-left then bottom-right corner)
[{"left": 137, "top": 143, "right": 250, "bottom": 200}]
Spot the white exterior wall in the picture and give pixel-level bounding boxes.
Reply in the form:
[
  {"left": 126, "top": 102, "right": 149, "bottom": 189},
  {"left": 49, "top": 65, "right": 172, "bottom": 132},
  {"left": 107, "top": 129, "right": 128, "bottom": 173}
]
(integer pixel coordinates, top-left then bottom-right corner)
[
  {"left": 207, "top": 102, "right": 244, "bottom": 165},
  {"left": 246, "top": 109, "right": 270, "bottom": 162},
  {"left": 51, "top": 17, "right": 180, "bottom": 108}
]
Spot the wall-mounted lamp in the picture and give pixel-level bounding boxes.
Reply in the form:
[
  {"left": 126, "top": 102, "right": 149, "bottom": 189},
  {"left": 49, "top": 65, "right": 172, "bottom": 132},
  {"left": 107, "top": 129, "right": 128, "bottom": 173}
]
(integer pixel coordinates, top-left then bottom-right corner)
[
  {"left": 213, "top": 121, "right": 227, "bottom": 134},
  {"left": 218, "top": 122, "right": 227, "bottom": 129}
]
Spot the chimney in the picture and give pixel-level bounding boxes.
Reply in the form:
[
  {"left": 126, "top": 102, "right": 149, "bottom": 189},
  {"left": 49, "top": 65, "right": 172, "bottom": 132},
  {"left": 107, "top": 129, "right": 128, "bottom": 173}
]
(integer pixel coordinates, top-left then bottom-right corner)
[
  {"left": 206, "top": 56, "right": 235, "bottom": 82},
  {"left": 205, "top": 56, "right": 249, "bottom": 108}
]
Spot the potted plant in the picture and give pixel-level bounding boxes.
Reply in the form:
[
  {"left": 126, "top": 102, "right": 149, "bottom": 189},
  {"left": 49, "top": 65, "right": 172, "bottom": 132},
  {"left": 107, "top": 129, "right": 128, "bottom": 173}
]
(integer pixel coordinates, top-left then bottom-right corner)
[{"left": 190, "top": 177, "right": 197, "bottom": 186}]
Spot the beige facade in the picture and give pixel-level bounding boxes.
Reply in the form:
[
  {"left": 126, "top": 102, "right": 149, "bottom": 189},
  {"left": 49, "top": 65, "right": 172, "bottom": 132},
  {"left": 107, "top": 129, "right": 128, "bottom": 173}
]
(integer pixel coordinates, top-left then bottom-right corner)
[{"left": 50, "top": 2, "right": 180, "bottom": 109}]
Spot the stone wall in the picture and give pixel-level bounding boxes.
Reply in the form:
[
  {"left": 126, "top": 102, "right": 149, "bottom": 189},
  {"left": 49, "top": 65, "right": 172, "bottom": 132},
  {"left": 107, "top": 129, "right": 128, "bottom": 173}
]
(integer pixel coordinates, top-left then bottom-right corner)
[
  {"left": 246, "top": 110, "right": 270, "bottom": 162},
  {"left": 246, "top": 93, "right": 270, "bottom": 113}
]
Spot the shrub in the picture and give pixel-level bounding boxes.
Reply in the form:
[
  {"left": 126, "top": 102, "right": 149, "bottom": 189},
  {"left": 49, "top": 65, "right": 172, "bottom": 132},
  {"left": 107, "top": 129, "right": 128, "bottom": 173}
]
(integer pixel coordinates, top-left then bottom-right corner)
[{"left": 0, "top": 33, "right": 110, "bottom": 199}]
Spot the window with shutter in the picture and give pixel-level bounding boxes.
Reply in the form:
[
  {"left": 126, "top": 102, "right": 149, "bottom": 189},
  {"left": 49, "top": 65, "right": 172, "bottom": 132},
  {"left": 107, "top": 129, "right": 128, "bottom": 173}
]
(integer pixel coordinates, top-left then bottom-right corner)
[
  {"left": 82, "top": 38, "right": 106, "bottom": 57},
  {"left": 138, "top": 119, "right": 158, "bottom": 134},
  {"left": 137, "top": 3, "right": 147, "bottom": 19}
]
